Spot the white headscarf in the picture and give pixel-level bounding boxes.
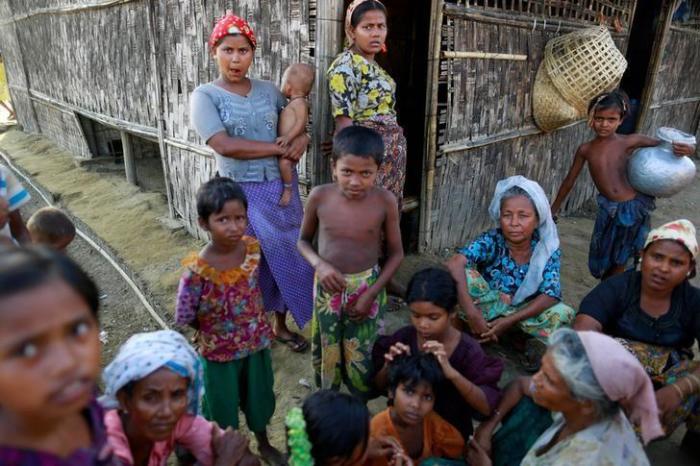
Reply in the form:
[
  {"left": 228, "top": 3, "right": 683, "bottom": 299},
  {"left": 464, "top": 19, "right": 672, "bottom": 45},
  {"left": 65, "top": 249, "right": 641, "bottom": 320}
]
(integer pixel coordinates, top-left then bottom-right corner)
[
  {"left": 100, "top": 330, "right": 204, "bottom": 415},
  {"left": 488, "top": 176, "right": 560, "bottom": 305}
]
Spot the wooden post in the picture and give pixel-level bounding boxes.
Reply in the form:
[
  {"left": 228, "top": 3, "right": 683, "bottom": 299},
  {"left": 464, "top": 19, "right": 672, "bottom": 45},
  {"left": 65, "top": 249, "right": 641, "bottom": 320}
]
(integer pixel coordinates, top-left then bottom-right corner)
[
  {"left": 419, "top": 0, "right": 444, "bottom": 253},
  {"left": 121, "top": 131, "right": 137, "bottom": 185},
  {"left": 311, "top": 0, "right": 344, "bottom": 186}
]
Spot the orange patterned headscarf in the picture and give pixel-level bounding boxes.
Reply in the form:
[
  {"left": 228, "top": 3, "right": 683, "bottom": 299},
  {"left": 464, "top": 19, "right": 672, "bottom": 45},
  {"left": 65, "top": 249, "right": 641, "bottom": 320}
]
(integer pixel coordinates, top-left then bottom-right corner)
[
  {"left": 344, "top": 0, "right": 386, "bottom": 49},
  {"left": 208, "top": 13, "right": 257, "bottom": 50}
]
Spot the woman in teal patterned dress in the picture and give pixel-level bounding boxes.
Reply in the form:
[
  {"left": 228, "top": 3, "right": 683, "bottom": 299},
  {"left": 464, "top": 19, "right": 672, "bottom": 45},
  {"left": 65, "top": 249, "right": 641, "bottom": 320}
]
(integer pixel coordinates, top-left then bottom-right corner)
[{"left": 445, "top": 176, "right": 575, "bottom": 349}]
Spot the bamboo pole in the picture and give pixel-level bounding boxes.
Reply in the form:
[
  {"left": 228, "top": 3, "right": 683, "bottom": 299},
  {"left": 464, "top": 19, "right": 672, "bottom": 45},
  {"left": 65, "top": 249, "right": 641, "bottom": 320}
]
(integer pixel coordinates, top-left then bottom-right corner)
[
  {"left": 145, "top": 0, "right": 175, "bottom": 219},
  {"left": 419, "top": 0, "right": 444, "bottom": 253},
  {"left": 442, "top": 51, "right": 528, "bottom": 61},
  {"left": 311, "top": 0, "right": 344, "bottom": 186},
  {"left": 121, "top": 131, "right": 137, "bottom": 185}
]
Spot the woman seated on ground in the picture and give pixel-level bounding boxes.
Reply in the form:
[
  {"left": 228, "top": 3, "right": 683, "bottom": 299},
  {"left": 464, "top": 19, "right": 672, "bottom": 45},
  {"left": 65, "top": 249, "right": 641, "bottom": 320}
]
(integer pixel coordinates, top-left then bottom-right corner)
[
  {"left": 468, "top": 329, "right": 662, "bottom": 466},
  {"left": 101, "top": 330, "right": 258, "bottom": 466},
  {"left": 574, "top": 218, "right": 700, "bottom": 455},
  {"left": 445, "top": 176, "right": 574, "bottom": 363},
  {"left": 372, "top": 267, "right": 503, "bottom": 440}
]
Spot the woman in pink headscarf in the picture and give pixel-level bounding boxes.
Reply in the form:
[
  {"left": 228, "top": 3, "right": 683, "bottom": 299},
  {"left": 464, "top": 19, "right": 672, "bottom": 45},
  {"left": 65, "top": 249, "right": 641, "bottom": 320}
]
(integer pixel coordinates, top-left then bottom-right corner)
[
  {"left": 575, "top": 219, "right": 700, "bottom": 455},
  {"left": 468, "top": 328, "right": 661, "bottom": 466}
]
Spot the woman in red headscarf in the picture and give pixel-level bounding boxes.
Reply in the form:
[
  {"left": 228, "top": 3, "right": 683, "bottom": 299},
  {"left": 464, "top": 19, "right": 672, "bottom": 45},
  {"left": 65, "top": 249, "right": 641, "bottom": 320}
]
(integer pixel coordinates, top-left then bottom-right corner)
[{"left": 189, "top": 13, "right": 314, "bottom": 358}]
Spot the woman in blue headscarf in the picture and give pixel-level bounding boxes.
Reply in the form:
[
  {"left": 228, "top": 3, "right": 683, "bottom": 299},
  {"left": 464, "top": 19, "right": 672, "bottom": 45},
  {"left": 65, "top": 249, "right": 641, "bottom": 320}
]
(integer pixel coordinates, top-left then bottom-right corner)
[{"left": 101, "top": 330, "right": 258, "bottom": 466}]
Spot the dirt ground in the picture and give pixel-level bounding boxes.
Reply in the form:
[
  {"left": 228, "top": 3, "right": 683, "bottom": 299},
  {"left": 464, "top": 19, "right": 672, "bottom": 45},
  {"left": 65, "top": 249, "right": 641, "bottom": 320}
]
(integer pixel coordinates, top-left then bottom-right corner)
[{"left": 0, "top": 117, "right": 698, "bottom": 464}]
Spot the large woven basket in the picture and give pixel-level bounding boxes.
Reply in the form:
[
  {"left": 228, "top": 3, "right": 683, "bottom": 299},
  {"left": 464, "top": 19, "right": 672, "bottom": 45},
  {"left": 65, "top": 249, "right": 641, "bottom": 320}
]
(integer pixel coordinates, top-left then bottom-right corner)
[
  {"left": 532, "top": 65, "right": 582, "bottom": 132},
  {"left": 544, "top": 26, "right": 627, "bottom": 113}
]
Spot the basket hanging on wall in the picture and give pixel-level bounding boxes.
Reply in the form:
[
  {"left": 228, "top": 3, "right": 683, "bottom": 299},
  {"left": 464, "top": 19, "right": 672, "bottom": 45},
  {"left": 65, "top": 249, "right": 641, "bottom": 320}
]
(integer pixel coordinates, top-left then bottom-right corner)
[{"left": 533, "top": 26, "right": 628, "bottom": 132}]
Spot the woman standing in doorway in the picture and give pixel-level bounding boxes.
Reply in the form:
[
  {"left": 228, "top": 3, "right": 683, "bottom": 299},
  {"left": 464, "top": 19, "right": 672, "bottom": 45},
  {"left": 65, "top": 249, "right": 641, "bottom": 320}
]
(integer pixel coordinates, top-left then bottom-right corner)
[
  {"left": 328, "top": 0, "right": 407, "bottom": 302},
  {"left": 189, "top": 14, "right": 313, "bottom": 352}
]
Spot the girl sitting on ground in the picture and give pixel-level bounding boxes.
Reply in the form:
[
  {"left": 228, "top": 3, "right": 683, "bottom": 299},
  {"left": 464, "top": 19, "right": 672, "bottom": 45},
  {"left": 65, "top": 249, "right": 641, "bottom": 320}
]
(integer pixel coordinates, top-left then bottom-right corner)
[
  {"left": 369, "top": 353, "right": 465, "bottom": 466},
  {"left": 175, "top": 177, "right": 281, "bottom": 464},
  {"left": 101, "top": 329, "right": 258, "bottom": 466},
  {"left": 285, "top": 389, "right": 411, "bottom": 466},
  {"left": 0, "top": 247, "right": 117, "bottom": 464},
  {"left": 372, "top": 267, "right": 503, "bottom": 440}
]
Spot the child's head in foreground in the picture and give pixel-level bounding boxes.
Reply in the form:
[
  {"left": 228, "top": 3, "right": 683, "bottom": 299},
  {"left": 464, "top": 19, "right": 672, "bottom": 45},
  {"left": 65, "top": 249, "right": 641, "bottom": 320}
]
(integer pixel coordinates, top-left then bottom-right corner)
[
  {"left": 406, "top": 267, "right": 458, "bottom": 341},
  {"left": 388, "top": 353, "right": 443, "bottom": 426},
  {"left": 331, "top": 126, "right": 384, "bottom": 197},
  {"left": 286, "top": 389, "right": 370, "bottom": 466},
  {"left": 196, "top": 177, "right": 249, "bottom": 245},
  {"left": 27, "top": 207, "right": 76, "bottom": 252},
  {"left": 0, "top": 247, "right": 100, "bottom": 433},
  {"left": 587, "top": 89, "right": 630, "bottom": 136},
  {"left": 281, "top": 63, "right": 315, "bottom": 98}
]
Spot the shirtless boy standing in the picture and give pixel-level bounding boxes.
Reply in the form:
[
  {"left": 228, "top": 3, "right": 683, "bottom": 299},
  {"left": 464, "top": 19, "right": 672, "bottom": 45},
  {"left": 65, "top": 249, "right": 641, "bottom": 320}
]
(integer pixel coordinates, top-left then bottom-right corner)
[
  {"left": 298, "top": 125, "right": 403, "bottom": 398},
  {"left": 551, "top": 90, "right": 696, "bottom": 279},
  {"left": 277, "top": 63, "right": 314, "bottom": 206}
]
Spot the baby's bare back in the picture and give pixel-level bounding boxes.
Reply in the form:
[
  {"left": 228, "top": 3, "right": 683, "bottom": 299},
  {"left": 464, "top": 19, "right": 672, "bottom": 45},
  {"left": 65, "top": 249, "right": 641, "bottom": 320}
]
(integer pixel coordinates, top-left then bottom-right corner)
[
  {"left": 278, "top": 99, "right": 308, "bottom": 139},
  {"left": 315, "top": 188, "right": 386, "bottom": 274},
  {"left": 582, "top": 136, "right": 638, "bottom": 201}
]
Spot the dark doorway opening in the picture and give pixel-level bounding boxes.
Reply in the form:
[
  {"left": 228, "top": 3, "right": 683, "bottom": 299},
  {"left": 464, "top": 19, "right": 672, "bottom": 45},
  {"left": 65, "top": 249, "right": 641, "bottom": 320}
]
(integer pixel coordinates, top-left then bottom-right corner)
[
  {"left": 77, "top": 115, "right": 166, "bottom": 196},
  {"left": 344, "top": 0, "right": 431, "bottom": 251},
  {"left": 619, "top": 0, "right": 664, "bottom": 133}
]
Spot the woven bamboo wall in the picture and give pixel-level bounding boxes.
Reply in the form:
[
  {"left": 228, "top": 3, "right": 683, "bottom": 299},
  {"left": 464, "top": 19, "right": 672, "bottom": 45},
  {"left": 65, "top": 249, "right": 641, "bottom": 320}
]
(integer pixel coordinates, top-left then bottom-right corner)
[
  {"left": 0, "top": 0, "right": 312, "bottom": 240},
  {"left": 639, "top": 2, "right": 700, "bottom": 139},
  {"left": 0, "top": 0, "right": 156, "bottom": 157},
  {"left": 424, "top": 0, "right": 636, "bottom": 251}
]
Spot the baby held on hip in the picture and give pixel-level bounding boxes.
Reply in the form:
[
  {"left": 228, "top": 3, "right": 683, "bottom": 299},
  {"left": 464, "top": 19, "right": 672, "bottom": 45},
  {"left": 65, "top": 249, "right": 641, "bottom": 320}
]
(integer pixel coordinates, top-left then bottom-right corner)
[{"left": 277, "top": 63, "right": 314, "bottom": 206}]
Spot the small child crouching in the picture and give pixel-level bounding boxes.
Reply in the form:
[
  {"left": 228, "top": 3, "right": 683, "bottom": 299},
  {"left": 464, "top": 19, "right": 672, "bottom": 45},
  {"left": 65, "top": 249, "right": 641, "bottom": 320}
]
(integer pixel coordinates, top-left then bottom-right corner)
[
  {"left": 369, "top": 353, "right": 465, "bottom": 466},
  {"left": 277, "top": 63, "right": 314, "bottom": 206},
  {"left": 27, "top": 206, "right": 76, "bottom": 252},
  {"left": 298, "top": 125, "right": 404, "bottom": 399},
  {"left": 175, "top": 177, "right": 282, "bottom": 464}
]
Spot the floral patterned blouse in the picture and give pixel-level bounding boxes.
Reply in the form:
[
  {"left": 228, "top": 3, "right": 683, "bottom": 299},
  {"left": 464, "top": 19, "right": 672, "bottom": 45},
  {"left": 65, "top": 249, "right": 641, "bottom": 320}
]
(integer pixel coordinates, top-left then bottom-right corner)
[
  {"left": 175, "top": 236, "right": 273, "bottom": 362},
  {"left": 458, "top": 228, "right": 562, "bottom": 301},
  {"left": 327, "top": 50, "right": 397, "bottom": 122}
]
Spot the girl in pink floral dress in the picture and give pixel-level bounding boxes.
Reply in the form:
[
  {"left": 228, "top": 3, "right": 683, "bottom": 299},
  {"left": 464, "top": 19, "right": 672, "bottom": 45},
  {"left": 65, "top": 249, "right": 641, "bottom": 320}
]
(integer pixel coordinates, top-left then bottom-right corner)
[{"left": 175, "top": 177, "right": 282, "bottom": 464}]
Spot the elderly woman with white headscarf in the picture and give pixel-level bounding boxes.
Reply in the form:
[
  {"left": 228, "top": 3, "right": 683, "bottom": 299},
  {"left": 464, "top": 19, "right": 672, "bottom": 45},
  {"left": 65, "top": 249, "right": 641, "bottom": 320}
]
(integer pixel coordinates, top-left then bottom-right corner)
[
  {"left": 446, "top": 176, "right": 574, "bottom": 352},
  {"left": 101, "top": 330, "right": 257, "bottom": 466},
  {"left": 468, "top": 328, "right": 662, "bottom": 466}
]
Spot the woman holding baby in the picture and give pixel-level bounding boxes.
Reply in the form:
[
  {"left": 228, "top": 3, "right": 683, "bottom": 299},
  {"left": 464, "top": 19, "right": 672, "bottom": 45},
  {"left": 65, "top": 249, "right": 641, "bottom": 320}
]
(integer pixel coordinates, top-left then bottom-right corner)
[{"left": 189, "top": 13, "right": 313, "bottom": 352}]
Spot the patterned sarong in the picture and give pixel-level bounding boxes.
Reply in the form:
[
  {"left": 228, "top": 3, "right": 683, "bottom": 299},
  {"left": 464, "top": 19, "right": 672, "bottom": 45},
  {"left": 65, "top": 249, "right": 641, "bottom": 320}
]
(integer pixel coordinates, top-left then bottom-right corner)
[
  {"left": 359, "top": 118, "right": 407, "bottom": 211},
  {"left": 239, "top": 173, "right": 314, "bottom": 327},
  {"left": 460, "top": 268, "right": 575, "bottom": 341},
  {"left": 311, "top": 265, "right": 387, "bottom": 398},
  {"left": 617, "top": 338, "right": 699, "bottom": 436},
  {"left": 588, "top": 193, "right": 655, "bottom": 278}
]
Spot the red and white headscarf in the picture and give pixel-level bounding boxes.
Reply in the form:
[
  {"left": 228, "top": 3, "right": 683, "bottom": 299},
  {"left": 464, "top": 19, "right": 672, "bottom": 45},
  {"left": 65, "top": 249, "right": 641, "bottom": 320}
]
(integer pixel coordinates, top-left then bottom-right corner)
[
  {"left": 644, "top": 219, "right": 698, "bottom": 259},
  {"left": 208, "top": 13, "right": 257, "bottom": 50}
]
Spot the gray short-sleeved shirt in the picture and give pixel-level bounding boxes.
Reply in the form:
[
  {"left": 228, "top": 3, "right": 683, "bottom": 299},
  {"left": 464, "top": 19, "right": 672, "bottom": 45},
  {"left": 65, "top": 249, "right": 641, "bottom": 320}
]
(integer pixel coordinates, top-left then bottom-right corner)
[{"left": 190, "top": 79, "right": 286, "bottom": 182}]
